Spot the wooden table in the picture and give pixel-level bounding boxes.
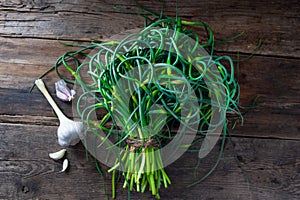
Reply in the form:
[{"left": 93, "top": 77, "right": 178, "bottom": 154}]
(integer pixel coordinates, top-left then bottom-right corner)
[{"left": 1, "top": 0, "right": 299, "bottom": 199}]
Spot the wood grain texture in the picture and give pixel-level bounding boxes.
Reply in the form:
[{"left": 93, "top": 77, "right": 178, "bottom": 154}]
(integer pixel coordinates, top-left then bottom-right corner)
[
  {"left": 0, "top": 124, "right": 299, "bottom": 200},
  {"left": 0, "top": 0, "right": 299, "bottom": 199},
  {"left": 0, "top": 0, "right": 299, "bottom": 57},
  {"left": 0, "top": 38, "right": 299, "bottom": 139}
]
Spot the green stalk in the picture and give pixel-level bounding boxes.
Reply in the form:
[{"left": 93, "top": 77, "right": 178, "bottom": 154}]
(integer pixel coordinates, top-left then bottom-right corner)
[{"left": 112, "top": 168, "right": 116, "bottom": 199}]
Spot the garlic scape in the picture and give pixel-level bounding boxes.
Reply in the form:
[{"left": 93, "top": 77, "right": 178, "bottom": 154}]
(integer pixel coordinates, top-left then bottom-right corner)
[{"left": 35, "top": 79, "right": 83, "bottom": 146}]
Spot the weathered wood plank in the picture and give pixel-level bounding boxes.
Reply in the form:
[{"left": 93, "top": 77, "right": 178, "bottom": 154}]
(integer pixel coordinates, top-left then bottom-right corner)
[
  {"left": 0, "top": 87, "right": 73, "bottom": 119},
  {"left": 0, "top": 37, "right": 81, "bottom": 85},
  {"left": 0, "top": 123, "right": 299, "bottom": 199},
  {"left": 1, "top": 37, "right": 299, "bottom": 139},
  {"left": 237, "top": 55, "right": 300, "bottom": 104},
  {"left": 0, "top": 0, "right": 299, "bottom": 57},
  {"left": 234, "top": 54, "right": 300, "bottom": 139},
  {"left": 0, "top": 85, "right": 299, "bottom": 140},
  {"left": 0, "top": 0, "right": 299, "bottom": 200}
]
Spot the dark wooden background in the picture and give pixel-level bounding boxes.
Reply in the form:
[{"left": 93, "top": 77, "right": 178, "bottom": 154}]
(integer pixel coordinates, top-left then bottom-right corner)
[{"left": 0, "top": 0, "right": 299, "bottom": 199}]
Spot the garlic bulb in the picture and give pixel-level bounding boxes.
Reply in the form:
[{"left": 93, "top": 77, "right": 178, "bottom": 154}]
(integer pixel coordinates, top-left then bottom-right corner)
[
  {"left": 35, "top": 79, "right": 83, "bottom": 146},
  {"left": 57, "top": 117, "right": 83, "bottom": 146}
]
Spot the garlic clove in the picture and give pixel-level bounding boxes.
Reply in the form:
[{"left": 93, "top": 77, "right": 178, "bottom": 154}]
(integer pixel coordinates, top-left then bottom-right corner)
[
  {"left": 61, "top": 158, "right": 69, "bottom": 172},
  {"left": 69, "top": 89, "right": 76, "bottom": 101},
  {"left": 55, "top": 79, "right": 76, "bottom": 102},
  {"left": 49, "top": 149, "right": 67, "bottom": 160}
]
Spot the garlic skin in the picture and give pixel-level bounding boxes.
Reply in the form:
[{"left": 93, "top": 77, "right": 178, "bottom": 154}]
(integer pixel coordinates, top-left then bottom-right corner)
[
  {"left": 57, "top": 118, "right": 83, "bottom": 146},
  {"left": 55, "top": 79, "right": 76, "bottom": 101},
  {"left": 61, "top": 158, "right": 69, "bottom": 172},
  {"left": 35, "top": 79, "right": 83, "bottom": 147},
  {"left": 49, "top": 149, "right": 67, "bottom": 160}
]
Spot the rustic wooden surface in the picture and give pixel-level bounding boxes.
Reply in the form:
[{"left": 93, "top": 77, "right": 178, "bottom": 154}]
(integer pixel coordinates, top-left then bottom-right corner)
[{"left": 0, "top": 0, "right": 299, "bottom": 199}]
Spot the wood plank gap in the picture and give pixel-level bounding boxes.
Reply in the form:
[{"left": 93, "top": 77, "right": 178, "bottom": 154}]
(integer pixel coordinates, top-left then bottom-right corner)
[
  {"left": 0, "top": 115, "right": 59, "bottom": 127},
  {"left": 228, "top": 134, "right": 300, "bottom": 142},
  {"left": 216, "top": 50, "right": 300, "bottom": 60}
]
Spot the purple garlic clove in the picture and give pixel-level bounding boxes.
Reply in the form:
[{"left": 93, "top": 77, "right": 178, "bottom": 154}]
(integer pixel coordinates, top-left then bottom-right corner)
[{"left": 55, "top": 79, "right": 76, "bottom": 101}]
